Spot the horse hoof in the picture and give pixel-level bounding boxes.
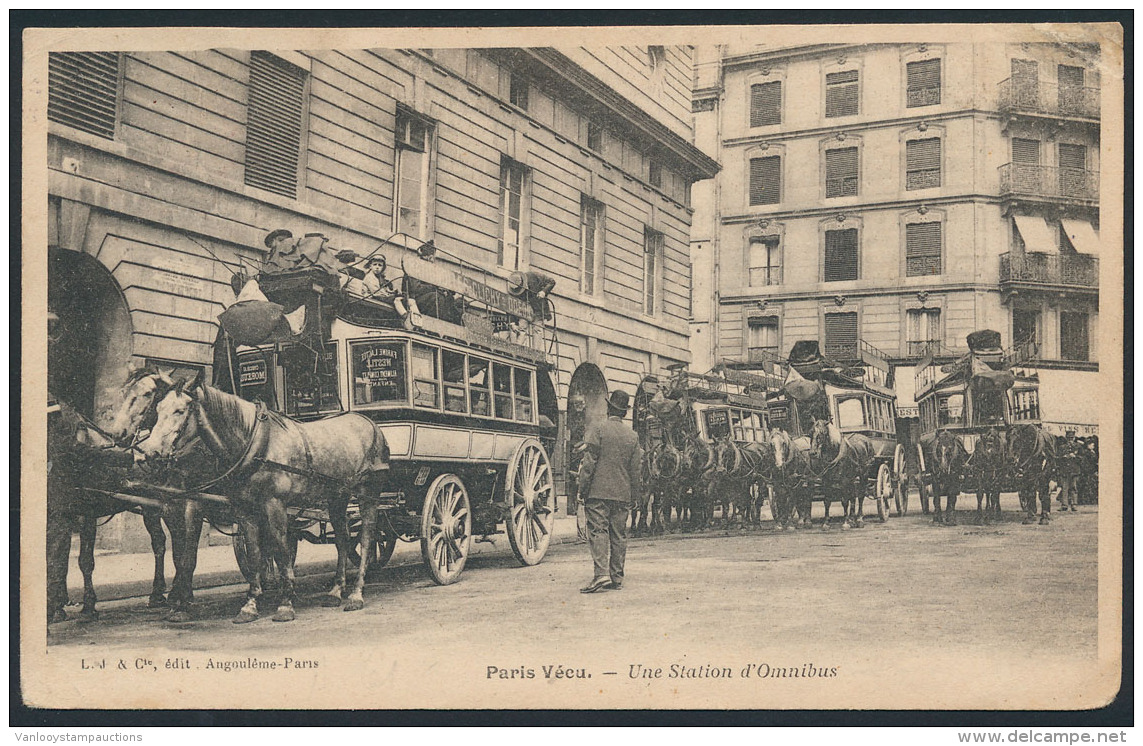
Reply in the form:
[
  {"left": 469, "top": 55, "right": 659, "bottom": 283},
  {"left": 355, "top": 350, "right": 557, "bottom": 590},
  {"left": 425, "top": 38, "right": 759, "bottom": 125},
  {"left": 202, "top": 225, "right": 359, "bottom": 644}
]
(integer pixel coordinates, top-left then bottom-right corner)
[
  {"left": 321, "top": 594, "right": 343, "bottom": 608},
  {"left": 343, "top": 597, "right": 364, "bottom": 612},
  {"left": 272, "top": 606, "right": 296, "bottom": 623},
  {"left": 840, "top": 522, "right": 851, "bottom": 530},
  {"left": 1040, "top": 516, "right": 1051, "bottom": 525},
  {"left": 1023, "top": 516, "right": 1036, "bottom": 525},
  {"left": 856, "top": 519, "right": 865, "bottom": 528},
  {"left": 233, "top": 610, "right": 259, "bottom": 624},
  {"left": 77, "top": 610, "right": 98, "bottom": 623},
  {"left": 48, "top": 609, "right": 68, "bottom": 624},
  {"left": 166, "top": 610, "right": 193, "bottom": 624},
  {"left": 148, "top": 595, "right": 169, "bottom": 609}
]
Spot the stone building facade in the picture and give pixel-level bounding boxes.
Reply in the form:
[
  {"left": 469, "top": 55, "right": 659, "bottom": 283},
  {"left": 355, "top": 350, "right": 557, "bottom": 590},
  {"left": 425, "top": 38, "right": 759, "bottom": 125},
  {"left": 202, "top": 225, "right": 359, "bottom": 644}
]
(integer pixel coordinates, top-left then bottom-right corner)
[{"left": 689, "top": 41, "right": 1102, "bottom": 441}]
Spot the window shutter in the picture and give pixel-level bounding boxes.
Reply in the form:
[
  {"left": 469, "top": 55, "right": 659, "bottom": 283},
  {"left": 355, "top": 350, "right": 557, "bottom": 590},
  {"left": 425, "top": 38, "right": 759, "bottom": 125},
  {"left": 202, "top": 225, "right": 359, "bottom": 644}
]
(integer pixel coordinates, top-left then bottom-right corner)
[
  {"left": 1011, "top": 138, "right": 1040, "bottom": 165},
  {"left": 1012, "top": 59, "right": 1038, "bottom": 82},
  {"left": 906, "top": 138, "right": 941, "bottom": 189},
  {"left": 750, "top": 81, "right": 782, "bottom": 127},
  {"left": 48, "top": 52, "right": 120, "bottom": 139},
  {"left": 244, "top": 51, "right": 307, "bottom": 199},
  {"left": 906, "top": 222, "right": 942, "bottom": 276},
  {"left": 1058, "top": 143, "right": 1086, "bottom": 170},
  {"left": 907, "top": 59, "right": 942, "bottom": 107},
  {"left": 749, "top": 156, "right": 781, "bottom": 205},
  {"left": 824, "top": 312, "right": 859, "bottom": 360},
  {"left": 825, "top": 147, "right": 859, "bottom": 197},
  {"left": 824, "top": 228, "right": 859, "bottom": 282},
  {"left": 825, "top": 70, "right": 859, "bottom": 118},
  {"left": 1058, "top": 64, "right": 1084, "bottom": 88}
]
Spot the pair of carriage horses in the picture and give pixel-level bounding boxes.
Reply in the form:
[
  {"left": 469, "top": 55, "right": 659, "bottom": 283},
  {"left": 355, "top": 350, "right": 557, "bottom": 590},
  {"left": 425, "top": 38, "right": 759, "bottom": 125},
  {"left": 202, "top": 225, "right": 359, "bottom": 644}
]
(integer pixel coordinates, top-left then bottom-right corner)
[
  {"left": 48, "top": 366, "right": 392, "bottom": 626},
  {"left": 630, "top": 387, "right": 881, "bottom": 535}
]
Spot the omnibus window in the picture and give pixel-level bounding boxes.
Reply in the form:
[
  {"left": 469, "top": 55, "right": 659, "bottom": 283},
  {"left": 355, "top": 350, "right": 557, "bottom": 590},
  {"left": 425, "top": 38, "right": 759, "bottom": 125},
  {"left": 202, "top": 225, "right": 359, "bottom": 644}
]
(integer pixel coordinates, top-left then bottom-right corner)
[
  {"left": 731, "top": 409, "right": 744, "bottom": 441},
  {"left": 837, "top": 397, "right": 866, "bottom": 429},
  {"left": 442, "top": 350, "right": 467, "bottom": 413},
  {"left": 1011, "top": 389, "right": 1040, "bottom": 421},
  {"left": 283, "top": 342, "right": 340, "bottom": 416},
  {"left": 514, "top": 367, "right": 533, "bottom": 422},
  {"left": 350, "top": 341, "right": 406, "bottom": 407},
  {"left": 493, "top": 362, "right": 514, "bottom": 420},
  {"left": 468, "top": 357, "right": 490, "bottom": 416},
  {"left": 938, "top": 393, "right": 964, "bottom": 426},
  {"left": 411, "top": 344, "right": 439, "bottom": 409}
]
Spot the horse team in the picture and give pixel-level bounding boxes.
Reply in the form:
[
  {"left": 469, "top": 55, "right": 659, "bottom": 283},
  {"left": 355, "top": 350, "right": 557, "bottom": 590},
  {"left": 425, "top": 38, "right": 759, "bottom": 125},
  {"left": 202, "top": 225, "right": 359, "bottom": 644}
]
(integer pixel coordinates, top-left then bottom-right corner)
[
  {"left": 47, "top": 366, "right": 392, "bottom": 626},
  {"left": 47, "top": 366, "right": 1089, "bottom": 627}
]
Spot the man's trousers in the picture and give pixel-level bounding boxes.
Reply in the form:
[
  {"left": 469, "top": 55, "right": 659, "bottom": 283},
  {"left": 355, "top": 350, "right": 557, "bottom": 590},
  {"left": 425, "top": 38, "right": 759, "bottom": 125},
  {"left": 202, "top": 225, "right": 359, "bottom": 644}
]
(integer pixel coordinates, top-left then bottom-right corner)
[{"left": 584, "top": 498, "right": 629, "bottom": 583}]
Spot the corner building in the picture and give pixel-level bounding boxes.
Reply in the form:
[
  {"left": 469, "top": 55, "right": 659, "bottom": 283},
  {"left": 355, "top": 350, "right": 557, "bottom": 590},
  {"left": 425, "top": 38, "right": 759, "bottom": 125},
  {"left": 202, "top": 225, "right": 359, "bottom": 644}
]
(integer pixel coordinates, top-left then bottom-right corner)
[
  {"left": 689, "top": 41, "right": 1101, "bottom": 443},
  {"left": 46, "top": 46, "right": 717, "bottom": 549}
]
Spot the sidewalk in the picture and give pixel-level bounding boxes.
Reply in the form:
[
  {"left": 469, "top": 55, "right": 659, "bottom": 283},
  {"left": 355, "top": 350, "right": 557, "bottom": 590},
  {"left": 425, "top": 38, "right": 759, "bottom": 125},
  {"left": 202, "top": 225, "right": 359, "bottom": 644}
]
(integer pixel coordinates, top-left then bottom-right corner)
[{"left": 66, "top": 504, "right": 585, "bottom": 604}]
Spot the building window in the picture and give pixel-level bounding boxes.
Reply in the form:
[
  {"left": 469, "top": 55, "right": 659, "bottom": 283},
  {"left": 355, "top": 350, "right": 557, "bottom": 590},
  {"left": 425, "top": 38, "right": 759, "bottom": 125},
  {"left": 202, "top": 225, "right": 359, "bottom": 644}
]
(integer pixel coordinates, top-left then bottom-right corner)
[
  {"left": 587, "top": 121, "right": 603, "bottom": 152},
  {"left": 749, "top": 156, "right": 781, "bottom": 206},
  {"left": 649, "top": 160, "right": 662, "bottom": 188},
  {"left": 824, "top": 228, "right": 859, "bottom": 282},
  {"left": 1060, "top": 312, "right": 1089, "bottom": 361},
  {"left": 394, "top": 107, "right": 433, "bottom": 238},
  {"left": 244, "top": 51, "right": 308, "bottom": 199},
  {"left": 750, "top": 81, "right": 782, "bottom": 127},
  {"left": 1057, "top": 142, "right": 1088, "bottom": 197},
  {"left": 498, "top": 157, "right": 527, "bottom": 269},
  {"left": 825, "top": 69, "right": 859, "bottom": 118},
  {"left": 748, "top": 237, "right": 781, "bottom": 287},
  {"left": 1012, "top": 137, "right": 1041, "bottom": 165},
  {"left": 905, "top": 221, "right": 942, "bottom": 276},
  {"left": 1013, "top": 308, "right": 1042, "bottom": 351},
  {"left": 824, "top": 311, "right": 859, "bottom": 361},
  {"left": 643, "top": 227, "right": 664, "bottom": 316},
  {"left": 1058, "top": 64, "right": 1086, "bottom": 115},
  {"left": 905, "top": 138, "right": 941, "bottom": 190},
  {"left": 509, "top": 73, "right": 529, "bottom": 110},
  {"left": 907, "top": 308, "right": 941, "bottom": 356},
  {"left": 580, "top": 197, "right": 605, "bottom": 295},
  {"left": 825, "top": 147, "right": 859, "bottom": 198},
  {"left": 906, "top": 58, "right": 942, "bottom": 107},
  {"left": 47, "top": 52, "right": 121, "bottom": 139},
  {"left": 748, "top": 317, "right": 779, "bottom": 362}
]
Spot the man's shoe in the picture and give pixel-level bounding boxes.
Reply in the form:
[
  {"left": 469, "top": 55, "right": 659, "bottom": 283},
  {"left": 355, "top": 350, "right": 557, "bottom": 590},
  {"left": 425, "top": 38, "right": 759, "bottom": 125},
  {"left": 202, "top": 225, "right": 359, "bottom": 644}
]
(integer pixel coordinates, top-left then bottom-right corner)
[
  {"left": 607, "top": 580, "right": 623, "bottom": 591},
  {"left": 580, "top": 577, "right": 610, "bottom": 594}
]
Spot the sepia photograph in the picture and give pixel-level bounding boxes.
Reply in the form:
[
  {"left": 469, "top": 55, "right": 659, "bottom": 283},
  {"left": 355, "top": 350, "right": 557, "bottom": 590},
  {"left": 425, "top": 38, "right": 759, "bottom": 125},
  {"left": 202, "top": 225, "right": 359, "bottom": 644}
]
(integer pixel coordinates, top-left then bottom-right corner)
[{"left": 18, "top": 17, "right": 1125, "bottom": 716}]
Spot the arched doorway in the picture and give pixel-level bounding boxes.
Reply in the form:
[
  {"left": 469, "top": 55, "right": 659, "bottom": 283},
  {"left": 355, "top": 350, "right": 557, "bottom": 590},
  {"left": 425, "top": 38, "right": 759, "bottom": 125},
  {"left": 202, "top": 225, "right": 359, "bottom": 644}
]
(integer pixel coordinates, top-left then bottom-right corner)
[
  {"left": 565, "top": 363, "right": 609, "bottom": 511},
  {"left": 48, "top": 248, "right": 133, "bottom": 424}
]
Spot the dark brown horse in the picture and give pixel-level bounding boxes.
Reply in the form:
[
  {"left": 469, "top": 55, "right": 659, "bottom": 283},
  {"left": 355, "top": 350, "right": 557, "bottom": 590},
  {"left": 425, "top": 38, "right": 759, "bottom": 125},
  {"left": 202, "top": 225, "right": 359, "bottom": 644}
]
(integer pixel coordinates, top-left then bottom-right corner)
[
  {"left": 137, "top": 378, "right": 389, "bottom": 623},
  {"left": 1009, "top": 424, "right": 1057, "bottom": 525},
  {"left": 968, "top": 426, "right": 1007, "bottom": 523},
  {"left": 810, "top": 420, "right": 876, "bottom": 529},
  {"left": 920, "top": 430, "right": 969, "bottom": 525},
  {"left": 47, "top": 369, "right": 178, "bottom": 623}
]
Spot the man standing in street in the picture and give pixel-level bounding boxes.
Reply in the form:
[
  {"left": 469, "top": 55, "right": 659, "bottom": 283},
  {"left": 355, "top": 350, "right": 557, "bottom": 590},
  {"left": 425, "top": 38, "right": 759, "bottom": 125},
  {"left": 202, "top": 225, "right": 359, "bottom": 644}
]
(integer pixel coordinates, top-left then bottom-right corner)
[
  {"left": 1056, "top": 429, "right": 1082, "bottom": 512},
  {"left": 580, "top": 390, "right": 643, "bottom": 593}
]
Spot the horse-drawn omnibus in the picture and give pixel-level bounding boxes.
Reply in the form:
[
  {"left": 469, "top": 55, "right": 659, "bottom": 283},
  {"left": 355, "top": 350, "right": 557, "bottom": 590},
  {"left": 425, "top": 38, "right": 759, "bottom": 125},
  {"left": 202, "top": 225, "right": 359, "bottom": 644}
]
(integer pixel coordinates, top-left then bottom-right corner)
[
  {"left": 913, "top": 329, "right": 1050, "bottom": 523},
  {"left": 765, "top": 340, "right": 904, "bottom": 523},
  {"left": 229, "top": 242, "right": 563, "bottom": 585},
  {"left": 632, "top": 364, "right": 777, "bottom": 532}
]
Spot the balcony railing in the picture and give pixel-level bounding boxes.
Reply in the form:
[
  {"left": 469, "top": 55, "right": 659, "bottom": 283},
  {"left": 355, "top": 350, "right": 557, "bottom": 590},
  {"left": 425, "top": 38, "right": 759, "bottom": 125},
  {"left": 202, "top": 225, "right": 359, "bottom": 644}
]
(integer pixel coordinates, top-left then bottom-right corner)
[
  {"left": 746, "top": 347, "right": 784, "bottom": 374},
  {"left": 999, "top": 251, "right": 1099, "bottom": 289},
  {"left": 998, "top": 163, "right": 1099, "bottom": 202},
  {"left": 998, "top": 77, "right": 1100, "bottom": 120}
]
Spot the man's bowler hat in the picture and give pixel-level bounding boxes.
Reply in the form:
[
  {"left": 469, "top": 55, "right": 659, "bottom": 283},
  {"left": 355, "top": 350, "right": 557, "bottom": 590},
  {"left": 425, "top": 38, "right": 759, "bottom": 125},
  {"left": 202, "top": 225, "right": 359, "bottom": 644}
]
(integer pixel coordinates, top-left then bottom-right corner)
[{"left": 606, "top": 390, "right": 630, "bottom": 414}]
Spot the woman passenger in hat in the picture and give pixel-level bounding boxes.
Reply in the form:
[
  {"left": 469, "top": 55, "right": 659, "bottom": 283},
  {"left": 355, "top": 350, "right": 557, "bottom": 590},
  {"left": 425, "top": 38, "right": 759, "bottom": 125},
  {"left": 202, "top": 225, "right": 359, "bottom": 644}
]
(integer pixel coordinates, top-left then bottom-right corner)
[{"left": 578, "top": 389, "right": 643, "bottom": 593}]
